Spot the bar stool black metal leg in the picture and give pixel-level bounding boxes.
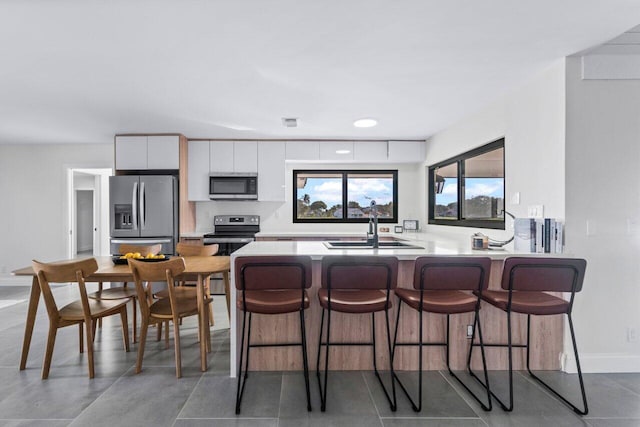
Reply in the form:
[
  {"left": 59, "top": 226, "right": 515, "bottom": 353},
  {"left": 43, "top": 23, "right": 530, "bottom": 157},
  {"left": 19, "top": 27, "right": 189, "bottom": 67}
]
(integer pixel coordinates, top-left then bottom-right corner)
[
  {"left": 525, "top": 314, "right": 588, "bottom": 415},
  {"left": 316, "top": 308, "right": 331, "bottom": 412},
  {"left": 384, "top": 307, "right": 397, "bottom": 411},
  {"left": 392, "top": 301, "right": 422, "bottom": 412},
  {"left": 299, "top": 309, "right": 312, "bottom": 412},
  {"left": 447, "top": 312, "right": 492, "bottom": 411},
  {"left": 370, "top": 312, "right": 397, "bottom": 411},
  {"left": 235, "top": 310, "right": 248, "bottom": 414}
]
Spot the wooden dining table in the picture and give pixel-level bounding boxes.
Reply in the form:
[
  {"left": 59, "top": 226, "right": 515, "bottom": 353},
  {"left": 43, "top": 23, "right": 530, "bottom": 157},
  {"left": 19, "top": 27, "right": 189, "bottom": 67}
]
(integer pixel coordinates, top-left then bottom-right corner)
[{"left": 13, "top": 255, "right": 231, "bottom": 373}]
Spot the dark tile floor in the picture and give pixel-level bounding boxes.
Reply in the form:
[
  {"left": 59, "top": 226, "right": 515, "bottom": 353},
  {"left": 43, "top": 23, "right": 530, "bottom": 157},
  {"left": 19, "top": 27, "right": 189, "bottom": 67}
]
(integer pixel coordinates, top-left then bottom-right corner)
[{"left": 0, "top": 284, "right": 638, "bottom": 427}]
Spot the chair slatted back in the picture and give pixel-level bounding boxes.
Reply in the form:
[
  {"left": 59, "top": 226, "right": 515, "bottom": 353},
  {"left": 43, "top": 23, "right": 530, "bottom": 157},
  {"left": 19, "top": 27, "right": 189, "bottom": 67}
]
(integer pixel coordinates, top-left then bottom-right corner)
[
  {"left": 413, "top": 256, "right": 492, "bottom": 291},
  {"left": 501, "top": 257, "right": 587, "bottom": 293},
  {"left": 321, "top": 255, "right": 398, "bottom": 290},
  {"left": 235, "top": 256, "right": 312, "bottom": 291},
  {"left": 32, "top": 258, "right": 99, "bottom": 320},
  {"left": 176, "top": 243, "right": 219, "bottom": 257},
  {"left": 129, "top": 258, "right": 186, "bottom": 318}
]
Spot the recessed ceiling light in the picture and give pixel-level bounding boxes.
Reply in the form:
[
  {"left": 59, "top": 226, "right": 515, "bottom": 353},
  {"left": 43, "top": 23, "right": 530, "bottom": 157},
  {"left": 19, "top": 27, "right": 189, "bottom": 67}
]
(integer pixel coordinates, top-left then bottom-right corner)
[
  {"left": 335, "top": 149, "right": 351, "bottom": 154},
  {"left": 353, "top": 118, "right": 377, "bottom": 128}
]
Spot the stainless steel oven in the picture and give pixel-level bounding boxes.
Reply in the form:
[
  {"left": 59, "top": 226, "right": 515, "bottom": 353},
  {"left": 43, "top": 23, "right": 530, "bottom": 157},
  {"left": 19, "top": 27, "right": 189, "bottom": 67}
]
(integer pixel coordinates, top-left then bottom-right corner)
[{"left": 203, "top": 215, "right": 260, "bottom": 256}]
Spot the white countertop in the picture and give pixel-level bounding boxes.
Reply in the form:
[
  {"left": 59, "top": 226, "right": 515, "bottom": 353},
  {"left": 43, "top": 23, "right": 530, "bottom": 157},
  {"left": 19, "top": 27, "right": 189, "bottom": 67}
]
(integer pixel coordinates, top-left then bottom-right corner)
[{"left": 233, "top": 234, "right": 521, "bottom": 260}]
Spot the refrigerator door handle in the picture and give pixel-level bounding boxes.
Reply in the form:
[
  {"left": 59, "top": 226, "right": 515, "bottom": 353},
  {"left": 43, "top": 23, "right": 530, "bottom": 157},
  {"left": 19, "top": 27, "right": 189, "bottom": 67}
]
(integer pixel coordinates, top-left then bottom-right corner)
[
  {"left": 132, "top": 181, "right": 138, "bottom": 231},
  {"left": 140, "top": 181, "right": 146, "bottom": 230},
  {"left": 111, "top": 238, "right": 172, "bottom": 245}
]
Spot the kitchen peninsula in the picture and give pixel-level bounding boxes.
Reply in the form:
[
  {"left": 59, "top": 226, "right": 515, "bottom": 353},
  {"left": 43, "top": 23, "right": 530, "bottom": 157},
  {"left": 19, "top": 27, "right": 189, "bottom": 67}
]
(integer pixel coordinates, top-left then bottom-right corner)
[{"left": 228, "top": 234, "right": 564, "bottom": 376}]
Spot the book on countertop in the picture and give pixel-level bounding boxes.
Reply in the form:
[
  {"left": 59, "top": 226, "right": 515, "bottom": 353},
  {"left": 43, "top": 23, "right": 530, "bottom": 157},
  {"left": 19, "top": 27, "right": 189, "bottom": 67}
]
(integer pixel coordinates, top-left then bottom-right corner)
[{"left": 514, "top": 218, "right": 536, "bottom": 253}]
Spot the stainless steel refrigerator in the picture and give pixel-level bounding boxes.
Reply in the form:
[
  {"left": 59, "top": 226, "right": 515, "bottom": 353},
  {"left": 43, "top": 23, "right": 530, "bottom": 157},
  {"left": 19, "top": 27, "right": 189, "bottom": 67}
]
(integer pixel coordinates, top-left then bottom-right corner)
[{"left": 109, "top": 175, "right": 178, "bottom": 255}]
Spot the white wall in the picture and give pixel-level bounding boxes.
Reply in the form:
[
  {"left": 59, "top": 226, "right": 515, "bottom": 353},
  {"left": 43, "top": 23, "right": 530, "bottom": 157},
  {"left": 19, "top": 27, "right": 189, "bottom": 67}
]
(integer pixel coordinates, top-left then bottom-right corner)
[
  {"left": 196, "top": 162, "right": 425, "bottom": 233},
  {"left": 0, "top": 144, "right": 113, "bottom": 276},
  {"left": 425, "top": 59, "right": 566, "bottom": 242},
  {"left": 565, "top": 56, "right": 640, "bottom": 372}
]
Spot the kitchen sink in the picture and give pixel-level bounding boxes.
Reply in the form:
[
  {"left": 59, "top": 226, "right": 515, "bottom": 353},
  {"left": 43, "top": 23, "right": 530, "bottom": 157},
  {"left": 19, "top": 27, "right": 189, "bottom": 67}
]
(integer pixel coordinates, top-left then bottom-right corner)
[{"left": 323, "top": 241, "right": 423, "bottom": 249}]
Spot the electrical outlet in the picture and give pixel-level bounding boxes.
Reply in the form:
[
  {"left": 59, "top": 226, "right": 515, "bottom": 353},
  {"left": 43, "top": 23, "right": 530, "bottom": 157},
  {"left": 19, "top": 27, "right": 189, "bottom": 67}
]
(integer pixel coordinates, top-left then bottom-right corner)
[
  {"left": 628, "top": 327, "right": 638, "bottom": 343},
  {"left": 467, "top": 324, "right": 474, "bottom": 338},
  {"left": 527, "top": 205, "right": 544, "bottom": 218}
]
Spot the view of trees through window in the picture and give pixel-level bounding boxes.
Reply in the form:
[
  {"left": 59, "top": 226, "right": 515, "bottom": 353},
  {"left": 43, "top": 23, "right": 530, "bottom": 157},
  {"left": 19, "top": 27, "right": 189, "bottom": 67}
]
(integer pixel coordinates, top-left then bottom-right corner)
[
  {"left": 429, "top": 139, "right": 505, "bottom": 229},
  {"left": 294, "top": 170, "right": 397, "bottom": 222}
]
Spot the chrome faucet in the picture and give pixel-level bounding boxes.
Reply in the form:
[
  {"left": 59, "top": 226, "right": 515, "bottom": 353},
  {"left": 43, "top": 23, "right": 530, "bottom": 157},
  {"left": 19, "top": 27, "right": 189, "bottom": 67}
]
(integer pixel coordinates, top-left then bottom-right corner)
[{"left": 367, "top": 200, "right": 379, "bottom": 248}]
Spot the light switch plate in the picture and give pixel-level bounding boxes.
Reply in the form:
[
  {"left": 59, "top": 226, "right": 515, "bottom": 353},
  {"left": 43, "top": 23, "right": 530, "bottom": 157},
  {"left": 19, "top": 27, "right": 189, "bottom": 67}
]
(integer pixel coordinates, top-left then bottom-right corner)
[{"left": 511, "top": 192, "right": 520, "bottom": 205}]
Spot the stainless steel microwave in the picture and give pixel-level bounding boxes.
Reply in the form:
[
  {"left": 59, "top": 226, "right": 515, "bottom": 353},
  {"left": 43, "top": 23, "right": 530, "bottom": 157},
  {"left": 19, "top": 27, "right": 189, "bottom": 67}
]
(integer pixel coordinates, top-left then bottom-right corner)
[{"left": 209, "top": 173, "right": 258, "bottom": 200}]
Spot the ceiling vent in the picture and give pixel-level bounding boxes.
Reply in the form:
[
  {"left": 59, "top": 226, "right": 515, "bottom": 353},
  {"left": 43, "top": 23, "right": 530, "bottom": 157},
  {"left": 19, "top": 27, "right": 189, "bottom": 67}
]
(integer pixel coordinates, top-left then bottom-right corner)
[{"left": 282, "top": 117, "right": 298, "bottom": 128}]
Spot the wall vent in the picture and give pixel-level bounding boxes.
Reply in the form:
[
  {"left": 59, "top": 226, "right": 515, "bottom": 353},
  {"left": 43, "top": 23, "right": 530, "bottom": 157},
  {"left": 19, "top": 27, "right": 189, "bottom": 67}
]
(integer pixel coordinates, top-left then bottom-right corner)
[{"left": 282, "top": 118, "right": 298, "bottom": 128}]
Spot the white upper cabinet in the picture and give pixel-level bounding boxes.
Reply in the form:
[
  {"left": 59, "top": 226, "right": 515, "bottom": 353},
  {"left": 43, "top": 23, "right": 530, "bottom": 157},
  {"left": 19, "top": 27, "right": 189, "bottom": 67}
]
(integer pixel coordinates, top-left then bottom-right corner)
[
  {"left": 115, "top": 135, "right": 179, "bottom": 170},
  {"left": 233, "top": 141, "right": 258, "bottom": 173},
  {"left": 353, "top": 141, "right": 388, "bottom": 162},
  {"left": 209, "top": 141, "right": 235, "bottom": 173},
  {"left": 285, "top": 141, "right": 319, "bottom": 160},
  {"left": 387, "top": 141, "right": 425, "bottom": 163},
  {"left": 147, "top": 135, "right": 180, "bottom": 169},
  {"left": 258, "top": 142, "right": 286, "bottom": 201},
  {"left": 115, "top": 136, "right": 148, "bottom": 170},
  {"left": 187, "top": 141, "right": 210, "bottom": 201},
  {"left": 319, "top": 141, "right": 354, "bottom": 161},
  {"left": 210, "top": 141, "right": 257, "bottom": 173}
]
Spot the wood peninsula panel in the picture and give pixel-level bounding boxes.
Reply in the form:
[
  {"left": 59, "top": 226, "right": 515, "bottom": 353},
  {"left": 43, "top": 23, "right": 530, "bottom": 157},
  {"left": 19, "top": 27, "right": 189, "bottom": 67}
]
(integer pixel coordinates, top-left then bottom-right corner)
[
  {"left": 179, "top": 135, "right": 196, "bottom": 233},
  {"left": 242, "top": 259, "right": 563, "bottom": 372}
]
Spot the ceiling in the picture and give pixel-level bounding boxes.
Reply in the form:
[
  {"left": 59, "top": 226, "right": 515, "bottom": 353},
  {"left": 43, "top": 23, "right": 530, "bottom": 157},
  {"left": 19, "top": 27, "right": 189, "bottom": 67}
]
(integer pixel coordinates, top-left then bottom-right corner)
[{"left": 1, "top": 1, "right": 640, "bottom": 145}]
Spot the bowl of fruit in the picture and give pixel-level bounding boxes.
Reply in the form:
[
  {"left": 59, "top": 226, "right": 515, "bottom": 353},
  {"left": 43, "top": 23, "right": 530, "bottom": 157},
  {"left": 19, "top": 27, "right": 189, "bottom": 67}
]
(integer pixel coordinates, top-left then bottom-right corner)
[{"left": 112, "top": 252, "right": 169, "bottom": 265}]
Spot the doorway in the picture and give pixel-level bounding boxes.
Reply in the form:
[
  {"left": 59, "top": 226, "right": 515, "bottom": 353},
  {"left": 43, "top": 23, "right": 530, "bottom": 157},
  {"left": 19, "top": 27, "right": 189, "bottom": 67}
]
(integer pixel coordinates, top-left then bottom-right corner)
[
  {"left": 76, "top": 190, "right": 94, "bottom": 255},
  {"left": 67, "top": 168, "right": 112, "bottom": 258}
]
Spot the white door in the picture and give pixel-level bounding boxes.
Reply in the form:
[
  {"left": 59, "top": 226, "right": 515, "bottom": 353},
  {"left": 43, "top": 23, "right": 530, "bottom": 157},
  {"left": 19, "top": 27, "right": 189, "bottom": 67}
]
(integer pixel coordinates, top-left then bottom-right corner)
[{"left": 76, "top": 190, "right": 94, "bottom": 255}]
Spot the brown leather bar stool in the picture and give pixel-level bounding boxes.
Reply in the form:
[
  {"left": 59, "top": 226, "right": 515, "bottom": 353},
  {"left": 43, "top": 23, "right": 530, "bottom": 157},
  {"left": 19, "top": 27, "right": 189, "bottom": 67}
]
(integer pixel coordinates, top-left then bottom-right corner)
[
  {"left": 317, "top": 255, "right": 398, "bottom": 412},
  {"left": 235, "top": 256, "right": 313, "bottom": 414},
  {"left": 472, "top": 257, "right": 588, "bottom": 414},
  {"left": 392, "top": 256, "right": 492, "bottom": 411}
]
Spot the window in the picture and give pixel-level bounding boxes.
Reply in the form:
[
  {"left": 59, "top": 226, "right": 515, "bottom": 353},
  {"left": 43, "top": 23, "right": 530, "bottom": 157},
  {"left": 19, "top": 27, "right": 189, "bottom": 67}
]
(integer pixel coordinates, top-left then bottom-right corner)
[
  {"left": 428, "top": 138, "right": 505, "bottom": 229},
  {"left": 294, "top": 170, "right": 398, "bottom": 223}
]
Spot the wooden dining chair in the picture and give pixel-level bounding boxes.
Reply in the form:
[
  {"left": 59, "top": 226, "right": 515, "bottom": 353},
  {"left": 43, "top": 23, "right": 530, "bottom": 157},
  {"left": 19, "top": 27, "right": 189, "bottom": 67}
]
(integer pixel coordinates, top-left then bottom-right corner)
[
  {"left": 88, "top": 243, "right": 161, "bottom": 343},
  {"left": 32, "top": 258, "right": 130, "bottom": 379},
  {"left": 153, "top": 243, "right": 218, "bottom": 345},
  {"left": 129, "top": 257, "right": 211, "bottom": 378}
]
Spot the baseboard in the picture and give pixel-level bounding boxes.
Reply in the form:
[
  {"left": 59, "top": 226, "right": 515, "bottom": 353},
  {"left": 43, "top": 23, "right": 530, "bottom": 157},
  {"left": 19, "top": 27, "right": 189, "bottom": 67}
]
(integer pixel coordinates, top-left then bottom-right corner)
[{"left": 562, "top": 352, "right": 640, "bottom": 373}]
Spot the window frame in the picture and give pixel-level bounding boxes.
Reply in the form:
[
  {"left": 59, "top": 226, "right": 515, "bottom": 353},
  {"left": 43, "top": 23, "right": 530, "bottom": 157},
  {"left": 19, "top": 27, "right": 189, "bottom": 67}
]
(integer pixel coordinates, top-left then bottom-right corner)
[
  {"left": 293, "top": 169, "right": 399, "bottom": 223},
  {"left": 428, "top": 138, "right": 505, "bottom": 230}
]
